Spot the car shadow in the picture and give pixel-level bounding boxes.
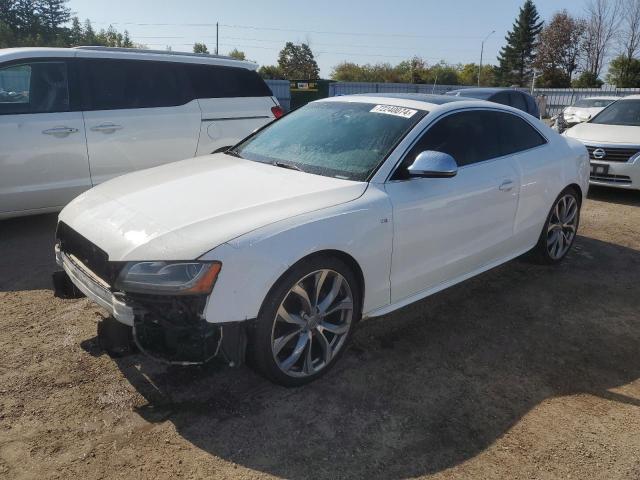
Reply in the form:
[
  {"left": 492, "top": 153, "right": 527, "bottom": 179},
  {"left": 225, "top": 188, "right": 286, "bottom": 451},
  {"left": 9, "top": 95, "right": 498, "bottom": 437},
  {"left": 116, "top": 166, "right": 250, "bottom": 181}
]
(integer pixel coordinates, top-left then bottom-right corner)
[
  {"left": 0, "top": 213, "right": 58, "bottom": 292},
  {"left": 588, "top": 185, "right": 640, "bottom": 207},
  {"left": 110, "top": 234, "right": 640, "bottom": 479}
]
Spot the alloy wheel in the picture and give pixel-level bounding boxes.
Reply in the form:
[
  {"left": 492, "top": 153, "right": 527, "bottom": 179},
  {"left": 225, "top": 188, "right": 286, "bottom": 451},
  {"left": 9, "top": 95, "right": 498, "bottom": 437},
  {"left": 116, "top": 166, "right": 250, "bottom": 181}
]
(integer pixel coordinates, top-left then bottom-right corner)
[
  {"left": 546, "top": 194, "right": 578, "bottom": 260},
  {"left": 271, "top": 269, "right": 354, "bottom": 378}
]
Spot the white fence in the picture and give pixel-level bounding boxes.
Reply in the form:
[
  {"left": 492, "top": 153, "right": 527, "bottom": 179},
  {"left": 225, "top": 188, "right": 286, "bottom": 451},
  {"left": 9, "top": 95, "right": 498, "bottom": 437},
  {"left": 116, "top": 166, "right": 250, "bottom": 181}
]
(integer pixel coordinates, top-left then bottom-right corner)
[
  {"left": 328, "top": 82, "right": 640, "bottom": 117},
  {"left": 535, "top": 87, "right": 640, "bottom": 117}
]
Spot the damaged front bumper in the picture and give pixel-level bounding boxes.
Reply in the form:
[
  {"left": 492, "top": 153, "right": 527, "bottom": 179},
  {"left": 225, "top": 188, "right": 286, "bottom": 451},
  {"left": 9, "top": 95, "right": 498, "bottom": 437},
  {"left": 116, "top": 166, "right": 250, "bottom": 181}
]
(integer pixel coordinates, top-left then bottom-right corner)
[
  {"left": 55, "top": 246, "right": 246, "bottom": 366},
  {"left": 56, "top": 245, "right": 134, "bottom": 325}
]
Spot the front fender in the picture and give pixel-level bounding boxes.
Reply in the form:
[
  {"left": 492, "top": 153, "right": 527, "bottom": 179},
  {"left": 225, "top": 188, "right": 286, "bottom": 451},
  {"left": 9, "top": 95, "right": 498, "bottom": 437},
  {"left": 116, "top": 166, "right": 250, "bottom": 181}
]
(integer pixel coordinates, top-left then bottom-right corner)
[{"left": 199, "top": 185, "right": 393, "bottom": 324}]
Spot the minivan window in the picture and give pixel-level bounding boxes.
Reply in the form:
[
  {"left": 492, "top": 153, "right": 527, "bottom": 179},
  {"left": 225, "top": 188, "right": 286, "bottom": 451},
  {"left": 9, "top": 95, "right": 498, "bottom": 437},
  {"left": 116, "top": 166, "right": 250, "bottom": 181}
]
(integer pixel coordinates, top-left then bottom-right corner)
[
  {"left": 186, "top": 64, "right": 272, "bottom": 98},
  {"left": 0, "top": 62, "right": 69, "bottom": 115},
  {"left": 83, "top": 59, "right": 187, "bottom": 110}
]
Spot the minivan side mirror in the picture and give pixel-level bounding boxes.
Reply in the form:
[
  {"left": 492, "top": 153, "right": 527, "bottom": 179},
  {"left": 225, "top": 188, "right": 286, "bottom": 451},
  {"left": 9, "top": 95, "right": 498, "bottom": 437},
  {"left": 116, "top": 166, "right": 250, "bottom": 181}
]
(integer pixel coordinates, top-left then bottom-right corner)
[{"left": 407, "top": 151, "right": 458, "bottom": 178}]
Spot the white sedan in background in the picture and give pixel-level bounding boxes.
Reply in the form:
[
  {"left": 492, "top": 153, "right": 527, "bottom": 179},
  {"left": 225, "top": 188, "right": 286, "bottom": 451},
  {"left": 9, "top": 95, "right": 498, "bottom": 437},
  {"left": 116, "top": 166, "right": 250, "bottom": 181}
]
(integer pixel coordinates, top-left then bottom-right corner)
[
  {"left": 55, "top": 94, "right": 589, "bottom": 386},
  {"left": 565, "top": 95, "right": 640, "bottom": 190},
  {"left": 562, "top": 96, "right": 619, "bottom": 126}
]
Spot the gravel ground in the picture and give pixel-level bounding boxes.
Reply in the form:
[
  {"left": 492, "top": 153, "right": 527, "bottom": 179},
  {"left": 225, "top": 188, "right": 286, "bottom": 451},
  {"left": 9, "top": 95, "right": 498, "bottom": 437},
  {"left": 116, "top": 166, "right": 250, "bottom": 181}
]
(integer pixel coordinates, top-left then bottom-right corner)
[{"left": 1, "top": 186, "right": 639, "bottom": 480}]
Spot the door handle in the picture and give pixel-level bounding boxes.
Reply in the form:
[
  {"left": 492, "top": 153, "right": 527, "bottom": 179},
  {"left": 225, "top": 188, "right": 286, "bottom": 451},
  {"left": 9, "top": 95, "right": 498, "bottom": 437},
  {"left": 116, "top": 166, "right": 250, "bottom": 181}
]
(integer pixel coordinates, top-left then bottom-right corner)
[
  {"left": 91, "top": 123, "right": 123, "bottom": 133},
  {"left": 499, "top": 180, "right": 514, "bottom": 192},
  {"left": 42, "top": 126, "right": 78, "bottom": 137}
]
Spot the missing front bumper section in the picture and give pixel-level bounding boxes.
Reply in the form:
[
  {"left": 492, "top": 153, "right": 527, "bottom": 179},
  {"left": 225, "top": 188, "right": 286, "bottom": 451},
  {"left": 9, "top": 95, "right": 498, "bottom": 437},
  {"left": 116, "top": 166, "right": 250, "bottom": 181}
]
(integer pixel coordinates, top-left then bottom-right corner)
[{"left": 127, "top": 293, "right": 248, "bottom": 366}]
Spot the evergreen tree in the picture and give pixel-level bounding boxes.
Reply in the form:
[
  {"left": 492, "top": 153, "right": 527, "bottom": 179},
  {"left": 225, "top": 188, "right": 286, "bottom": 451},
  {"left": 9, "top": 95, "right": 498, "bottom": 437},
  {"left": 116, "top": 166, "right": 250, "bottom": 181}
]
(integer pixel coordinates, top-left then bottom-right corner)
[
  {"left": 497, "top": 0, "right": 543, "bottom": 86},
  {"left": 38, "top": 0, "right": 70, "bottom": 34},
  {"left": 68, "top": 16, "right": 82, "bottom": 45},
  {"left": 82, "top": 18, "right": 96, "bottom": 44}
]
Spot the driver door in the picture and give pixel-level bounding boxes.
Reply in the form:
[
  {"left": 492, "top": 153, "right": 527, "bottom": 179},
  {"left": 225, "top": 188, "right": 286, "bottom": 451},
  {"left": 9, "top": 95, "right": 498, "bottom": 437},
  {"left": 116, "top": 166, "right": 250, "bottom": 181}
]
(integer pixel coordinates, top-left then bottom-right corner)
[{"left": 385, "top": 109, "right": 520, "bottom": 303}]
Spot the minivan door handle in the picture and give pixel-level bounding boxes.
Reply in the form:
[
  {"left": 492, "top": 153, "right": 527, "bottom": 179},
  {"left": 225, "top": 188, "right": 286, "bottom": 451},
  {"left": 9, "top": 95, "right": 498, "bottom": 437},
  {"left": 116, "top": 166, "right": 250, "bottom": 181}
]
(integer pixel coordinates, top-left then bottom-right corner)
[
  {"left": 42, "top": 126, "right": 78, "bottom": 137},
  {"left": 91, "top": 123, "right": 123, "bottom": 133},
  {"left": 499, "top": 180, "right": 514, "bottom": 192}
]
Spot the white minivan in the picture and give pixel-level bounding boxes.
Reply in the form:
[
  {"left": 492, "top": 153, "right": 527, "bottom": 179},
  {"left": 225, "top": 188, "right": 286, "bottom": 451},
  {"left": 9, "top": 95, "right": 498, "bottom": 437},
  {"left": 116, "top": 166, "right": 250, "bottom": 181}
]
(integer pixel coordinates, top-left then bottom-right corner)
[{"left": 0, "top": 46, "right": 283, "bottom": 219}]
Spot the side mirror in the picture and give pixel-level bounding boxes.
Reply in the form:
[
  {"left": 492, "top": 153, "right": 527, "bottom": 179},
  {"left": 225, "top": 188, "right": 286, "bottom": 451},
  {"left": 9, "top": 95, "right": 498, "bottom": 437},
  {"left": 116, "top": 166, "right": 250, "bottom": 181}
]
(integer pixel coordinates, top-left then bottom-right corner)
[{"left": 407, "top": 151, "right": 458, "bottom": 178}]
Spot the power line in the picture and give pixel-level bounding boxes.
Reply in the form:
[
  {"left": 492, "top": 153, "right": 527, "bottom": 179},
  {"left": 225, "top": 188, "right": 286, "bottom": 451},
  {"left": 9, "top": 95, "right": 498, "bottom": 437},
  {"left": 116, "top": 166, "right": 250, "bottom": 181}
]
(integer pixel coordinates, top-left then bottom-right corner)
[{"left": 91, "top": 20, "right": 490, "bottom": 40}]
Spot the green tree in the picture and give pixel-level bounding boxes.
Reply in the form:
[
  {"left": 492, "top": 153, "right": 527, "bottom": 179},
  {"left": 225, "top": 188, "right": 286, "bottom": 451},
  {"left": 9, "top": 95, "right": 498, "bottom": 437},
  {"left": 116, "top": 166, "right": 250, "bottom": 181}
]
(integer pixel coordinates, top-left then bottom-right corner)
[
  {"left": 228, "top": 48, "right": 246, "bottom": 60},
  {"left": 67, "top": 16, "right": 82, "bottom": 45},
  {"left": 82, "top": 18, "right": 96, "bottom": 44},
  {"left": 497, "top": 0, "right": 543, "bottom": 86},
  {"left": 258, "top": 65, "right": 284, "bottom": 79},
  {"left": 424, "top": 61, "right": 460, "bottom": 85},
  {"left": 38, "top": 0, "right": 70, "bottom": 42},
  {"left": 395, "top": 56, "right": 429, "bottom": 83},
  {"left": 193, "top": 42, "right": 209, "bottom": 54},
  {"left": 606, "top": 55, "right": 640, "bottom": 87},
  {"left": 458, "top": 63, "right": 497, "bottom": 86},
  {"left": 572, "top": 71, "right": 604, "bottom": 87},
  {"left": 0, "top": 19, "right": 15, "bottom": 48},
  {"left": 277, "top": 42, "right": 319, "bottom": 79}
]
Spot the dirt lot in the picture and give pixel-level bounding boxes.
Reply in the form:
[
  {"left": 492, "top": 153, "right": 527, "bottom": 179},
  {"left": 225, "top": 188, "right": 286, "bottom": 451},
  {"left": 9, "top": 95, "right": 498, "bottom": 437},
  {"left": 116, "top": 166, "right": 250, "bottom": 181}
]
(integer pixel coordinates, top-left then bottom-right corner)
[{"left": 1, "top": 186, "right": 639, "bottom": 480}]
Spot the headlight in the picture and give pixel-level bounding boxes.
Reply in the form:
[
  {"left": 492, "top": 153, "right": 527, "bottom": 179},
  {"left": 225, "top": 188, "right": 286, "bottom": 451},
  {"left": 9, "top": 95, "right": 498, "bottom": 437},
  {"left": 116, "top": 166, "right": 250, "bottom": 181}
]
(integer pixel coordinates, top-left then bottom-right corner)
[{"left": 115, "top": 261, "right": 221, "bottom": 295}]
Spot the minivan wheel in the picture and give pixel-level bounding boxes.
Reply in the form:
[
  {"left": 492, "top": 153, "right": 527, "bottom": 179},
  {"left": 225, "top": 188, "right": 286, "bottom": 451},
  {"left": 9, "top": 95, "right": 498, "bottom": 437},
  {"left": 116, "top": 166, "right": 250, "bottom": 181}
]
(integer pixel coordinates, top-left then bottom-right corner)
[
  {"left": 532, "top": 188, "right": 580, "bottom": 265},
  {"left": 251, "top": 256, "right": 361, "bottom": 386}
]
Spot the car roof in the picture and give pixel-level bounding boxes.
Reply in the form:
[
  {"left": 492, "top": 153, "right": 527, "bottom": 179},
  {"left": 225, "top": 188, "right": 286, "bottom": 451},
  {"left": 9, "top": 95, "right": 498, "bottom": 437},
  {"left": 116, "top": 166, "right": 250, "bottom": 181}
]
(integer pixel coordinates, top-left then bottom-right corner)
[
  {"left": 448, "top": 87, "right": 531, "bottom": 95},
  {"left": 0, "top": 46, "right": 258, "bottom": 70},
  {"left": 617, "top": 95, "right": 640, "bottom": 100},
  {"left": 320, "top": 93, "right": 479, "bottom": 111},
  {"left": 578, "top": 96, "right": 620, "bottom": 100}
]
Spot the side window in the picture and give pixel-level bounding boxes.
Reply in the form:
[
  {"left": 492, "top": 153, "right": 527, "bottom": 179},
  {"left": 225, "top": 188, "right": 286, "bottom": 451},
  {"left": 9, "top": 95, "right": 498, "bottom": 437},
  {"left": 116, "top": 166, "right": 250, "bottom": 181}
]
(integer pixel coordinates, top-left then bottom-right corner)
[
  {"left": 84, "top": 60, "right": 187, "bottom": 110},
  {"left": 492, "top": 92, "right": 510, "bottom": 106},
  {"left": 498, "top": 112, "right": 546, "bottom": 155},
  {"left": 0, "top": 61, "right": 69, "bottom": 114},
  {"left": 509, "top": 92, "right": 528, "bottom": 112},
  {"left": 397, "top": 110, "right": 503, "bottom": 175},
  {"left": 187, "top": 64, "right": 272, "bottom": 98}
]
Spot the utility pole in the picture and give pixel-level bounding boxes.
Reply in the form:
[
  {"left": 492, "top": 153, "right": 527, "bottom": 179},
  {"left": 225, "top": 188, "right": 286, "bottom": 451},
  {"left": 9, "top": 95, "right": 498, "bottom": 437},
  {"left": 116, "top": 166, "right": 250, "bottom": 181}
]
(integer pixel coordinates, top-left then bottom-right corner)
[
  {"left": 216, "top": 22, "right": 219, "bottom": 55},
  {"left": 478, "top": 30, "right": 495, "bottom": 86}
]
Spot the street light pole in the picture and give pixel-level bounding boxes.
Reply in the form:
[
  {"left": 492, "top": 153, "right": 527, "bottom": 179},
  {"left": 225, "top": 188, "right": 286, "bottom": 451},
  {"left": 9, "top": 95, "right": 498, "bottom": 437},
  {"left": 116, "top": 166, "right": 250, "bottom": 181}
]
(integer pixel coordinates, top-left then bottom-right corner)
[{"left": 478, "top": 30, "right": 495, "bottom": 87}]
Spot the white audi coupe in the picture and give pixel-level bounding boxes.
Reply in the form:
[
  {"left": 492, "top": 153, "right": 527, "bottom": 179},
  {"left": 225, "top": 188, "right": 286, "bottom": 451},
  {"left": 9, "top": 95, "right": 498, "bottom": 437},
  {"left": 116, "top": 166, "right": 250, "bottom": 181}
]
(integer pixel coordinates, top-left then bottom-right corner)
[{"left": 54, "top": 94, "right": 589, "bottom": 386}]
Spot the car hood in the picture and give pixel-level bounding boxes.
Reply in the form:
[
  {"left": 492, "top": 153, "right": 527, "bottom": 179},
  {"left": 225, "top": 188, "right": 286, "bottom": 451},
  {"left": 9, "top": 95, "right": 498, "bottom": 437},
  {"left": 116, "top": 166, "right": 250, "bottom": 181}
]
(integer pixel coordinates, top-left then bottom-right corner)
[
  {"left": 59, "top": 154, "right": 367, "bottom": 261},
  {"left": 564, "top": 122, "right": 640, "bottom": 144}
]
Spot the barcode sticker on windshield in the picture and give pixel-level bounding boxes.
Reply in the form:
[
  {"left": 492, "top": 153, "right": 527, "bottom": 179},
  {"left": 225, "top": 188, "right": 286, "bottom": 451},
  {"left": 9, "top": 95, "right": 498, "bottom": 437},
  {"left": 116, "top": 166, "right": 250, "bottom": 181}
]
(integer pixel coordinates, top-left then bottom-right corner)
[{"left": 370, "top": 104, "right": 417, "bottom": 118}]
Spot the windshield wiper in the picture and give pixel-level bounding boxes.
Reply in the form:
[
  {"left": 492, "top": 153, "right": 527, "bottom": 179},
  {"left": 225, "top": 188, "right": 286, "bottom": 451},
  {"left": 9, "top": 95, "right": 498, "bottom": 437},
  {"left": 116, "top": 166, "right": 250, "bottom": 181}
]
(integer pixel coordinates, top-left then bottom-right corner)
[
  {"left": 273, "top": 161, "right": 303, "bottom": 172},
  {"left": 225, "top": 149, "right": 243, "bottom": 159}
]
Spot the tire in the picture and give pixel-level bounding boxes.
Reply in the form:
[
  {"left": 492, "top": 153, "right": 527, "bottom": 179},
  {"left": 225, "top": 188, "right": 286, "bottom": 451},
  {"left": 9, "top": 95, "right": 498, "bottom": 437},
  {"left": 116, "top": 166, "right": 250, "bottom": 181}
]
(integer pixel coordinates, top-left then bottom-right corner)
[
  {"left": 251, "top": 255, "right": 362, "bottom": 387},
  {"left": 531, "top": 187, "right": 581, "bottom": 265}
]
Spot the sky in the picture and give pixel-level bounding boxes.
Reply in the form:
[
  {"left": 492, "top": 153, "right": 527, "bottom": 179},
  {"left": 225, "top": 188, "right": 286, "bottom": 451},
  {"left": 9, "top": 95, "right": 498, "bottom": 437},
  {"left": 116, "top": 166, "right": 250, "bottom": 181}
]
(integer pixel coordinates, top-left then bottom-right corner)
[{"left": 66, "top": 0, "right": 587, "bottom": 77}]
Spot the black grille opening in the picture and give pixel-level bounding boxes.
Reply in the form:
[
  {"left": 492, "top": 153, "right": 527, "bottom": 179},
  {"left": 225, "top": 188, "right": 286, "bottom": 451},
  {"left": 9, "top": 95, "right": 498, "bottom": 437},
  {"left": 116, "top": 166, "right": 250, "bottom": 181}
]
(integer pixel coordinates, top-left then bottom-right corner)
[
  {"left": 590, "top": 173, "right": 632, "bottom": 184},
  {"left": 56, "top": 222, "right": 123, "bottom": 285},
  {"left": 586, "top": 145, "right": 639, "bottom": 163}
]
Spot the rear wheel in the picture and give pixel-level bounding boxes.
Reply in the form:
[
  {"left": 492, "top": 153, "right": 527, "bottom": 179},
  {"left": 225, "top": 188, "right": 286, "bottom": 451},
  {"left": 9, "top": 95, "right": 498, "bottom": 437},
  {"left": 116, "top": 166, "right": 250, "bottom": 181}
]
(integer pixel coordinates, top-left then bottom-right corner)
[
  {"left": 531, "top": 188, "right": 580, "bottom": 264},
  {"left": 251, "top": 256, "right": 361, "bottom": 386}
]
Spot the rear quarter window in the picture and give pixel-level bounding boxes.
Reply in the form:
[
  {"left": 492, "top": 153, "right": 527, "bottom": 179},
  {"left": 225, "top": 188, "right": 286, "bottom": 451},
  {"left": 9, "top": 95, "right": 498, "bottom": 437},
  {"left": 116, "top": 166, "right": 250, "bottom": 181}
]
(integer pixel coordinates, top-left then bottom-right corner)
[
  {"left": 499, "top": 112, "right": 546, "bottom": 155},
  {"left": 187, "top": 65, "right": 272, "bottom": 99}
]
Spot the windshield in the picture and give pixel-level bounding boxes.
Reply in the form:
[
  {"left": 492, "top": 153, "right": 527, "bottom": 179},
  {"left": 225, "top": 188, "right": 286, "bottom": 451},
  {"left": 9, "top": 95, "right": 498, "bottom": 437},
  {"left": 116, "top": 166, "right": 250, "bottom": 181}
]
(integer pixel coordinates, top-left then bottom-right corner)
[
  {"left": 232, "top": 101, "right": 426, "bottom": 181},
  {"left": 590, "top": 99, "right": 640, "bottom": 126},
  {"left": 574, "top": 98, "right": 615, "bottom": 108}
]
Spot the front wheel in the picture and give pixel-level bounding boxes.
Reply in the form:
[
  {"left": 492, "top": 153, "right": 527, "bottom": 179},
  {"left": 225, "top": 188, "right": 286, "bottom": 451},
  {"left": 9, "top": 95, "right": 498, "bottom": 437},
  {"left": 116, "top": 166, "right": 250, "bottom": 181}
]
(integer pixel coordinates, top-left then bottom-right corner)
[
  {"left": 251, "top": 256, "right": 361, "bottom": 386},
  {"left": 531, "top": 188, "right": 581, "bottom": 264}
]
